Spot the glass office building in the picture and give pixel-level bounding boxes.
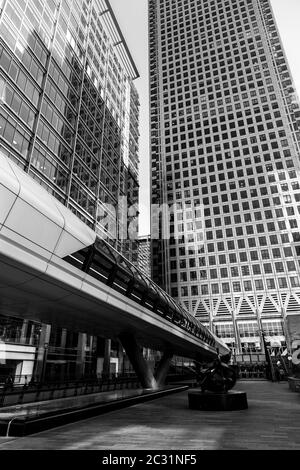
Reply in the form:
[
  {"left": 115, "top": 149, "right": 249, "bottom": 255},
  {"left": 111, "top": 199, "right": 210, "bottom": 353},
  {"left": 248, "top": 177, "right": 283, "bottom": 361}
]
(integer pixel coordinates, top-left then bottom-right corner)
[
  {"left": 0, "top": 0, "right": 140, "bottom": 381},
  {"left": 0, "top": 0, "right": 139, "bottom": 244},
  {"left": 149, "top": 0, "right": 300, "bottom": 354}
]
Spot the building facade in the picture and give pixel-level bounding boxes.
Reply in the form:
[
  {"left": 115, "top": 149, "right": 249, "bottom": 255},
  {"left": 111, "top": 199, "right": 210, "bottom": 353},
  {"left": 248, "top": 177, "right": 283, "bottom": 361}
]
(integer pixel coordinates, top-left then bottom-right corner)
[
  {"left": 0, "top": 0, "right": 140, "bottom": 382},
  {"left": 149, "top": 0, "right": 300, "bottom": 355}
]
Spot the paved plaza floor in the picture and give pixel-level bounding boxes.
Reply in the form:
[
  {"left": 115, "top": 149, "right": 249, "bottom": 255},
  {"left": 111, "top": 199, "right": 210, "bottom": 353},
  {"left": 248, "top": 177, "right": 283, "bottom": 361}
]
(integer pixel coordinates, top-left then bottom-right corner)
[{"left": 0, "top": 381, "right": 299, "bottom": 450}]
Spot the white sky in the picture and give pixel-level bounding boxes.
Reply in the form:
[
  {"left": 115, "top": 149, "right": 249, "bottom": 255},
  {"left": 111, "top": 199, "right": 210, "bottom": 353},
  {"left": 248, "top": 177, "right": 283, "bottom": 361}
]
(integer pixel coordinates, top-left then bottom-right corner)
[{"left": 110, "top": 0, "right": 300, "bottom": 236}]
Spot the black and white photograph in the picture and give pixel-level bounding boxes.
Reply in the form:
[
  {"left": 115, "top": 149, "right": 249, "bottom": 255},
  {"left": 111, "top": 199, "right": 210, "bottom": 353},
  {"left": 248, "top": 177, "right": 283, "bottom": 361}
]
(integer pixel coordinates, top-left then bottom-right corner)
[{"left": 0, "top": 0, "right": 299, "bottom": 458}]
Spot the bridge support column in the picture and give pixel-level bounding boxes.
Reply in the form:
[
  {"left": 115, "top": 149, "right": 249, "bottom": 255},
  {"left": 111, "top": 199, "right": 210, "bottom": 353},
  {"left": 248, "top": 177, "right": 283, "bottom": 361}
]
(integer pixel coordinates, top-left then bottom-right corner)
[
  {"left": 76, "top": 333, "right": 86, "bottom": 379},
  {"left": 119, "top": 334, "right": 157, "bottom": 389},
  {"left": 34, "top": 324, "right": 51, "bottom": 382},
  {"left": 103, "top": 339, "right": 111, "bottom": 379},
  {"left": 20, "top": 320, "right": 29, "bottom": 344},
  {"left": 154, "top": 351, "right": 173, "bottom": 387}
]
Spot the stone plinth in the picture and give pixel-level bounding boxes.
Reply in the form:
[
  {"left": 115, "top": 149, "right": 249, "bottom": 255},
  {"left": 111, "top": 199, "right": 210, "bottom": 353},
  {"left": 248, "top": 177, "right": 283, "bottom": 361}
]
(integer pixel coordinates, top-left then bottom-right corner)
[
  {"left": 188, "top": 389, "right": 248, "bottom": 411},
  {"left": 288, "top": 377, "right": 300, "bottom": 393}
]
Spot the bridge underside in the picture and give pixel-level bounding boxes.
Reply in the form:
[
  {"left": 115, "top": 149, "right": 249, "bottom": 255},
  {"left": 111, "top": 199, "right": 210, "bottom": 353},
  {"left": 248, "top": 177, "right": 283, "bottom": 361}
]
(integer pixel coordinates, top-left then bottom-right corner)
[
  {"left": 0, "top": 247, "right": 217, "bottom": 363},
  {"left": 0, "top": 151, "right": 227, "bottom": 388}
]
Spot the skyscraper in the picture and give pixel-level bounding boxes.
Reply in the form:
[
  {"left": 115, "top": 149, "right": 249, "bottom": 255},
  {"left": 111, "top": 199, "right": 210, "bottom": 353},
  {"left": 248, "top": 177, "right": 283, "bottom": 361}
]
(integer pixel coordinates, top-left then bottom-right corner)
[
  {"left": 0, "top": 0, "right": 140, "bottom": 381},
  {"left": 149, "top": 0, "right": 300, "bottom": 354}
]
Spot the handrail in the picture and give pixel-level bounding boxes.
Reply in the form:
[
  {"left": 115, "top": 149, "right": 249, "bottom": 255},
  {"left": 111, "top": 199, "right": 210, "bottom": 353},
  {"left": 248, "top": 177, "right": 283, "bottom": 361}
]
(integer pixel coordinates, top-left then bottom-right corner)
[
  {"left": 64, "top": 239, "right": 219, "bottom": 350},
  {"left": 1, "top": 374, "right": 139, "bottom": 389},
  {"left": 0, "top": 370, "right": 194, "bottom": 408}
]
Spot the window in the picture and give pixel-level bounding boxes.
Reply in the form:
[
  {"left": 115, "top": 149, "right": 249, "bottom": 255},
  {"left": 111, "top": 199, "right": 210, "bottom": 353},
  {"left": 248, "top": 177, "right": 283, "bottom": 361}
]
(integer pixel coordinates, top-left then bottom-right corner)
[
  {"left": 240, "top": 252, "right": 248, "bottom": 262},
  {"left": 278, "top": 278, "right": 287, "bottom": 289},
  {"left": 255, "top": 280, "right": 264, "bottom": 290},
  {"left": 201, "top": 285, "right": 208, "bottom": 295},
  {"left": 287, "top": 261, "right": 296, "bottom": 272},
  {"left": 220, "top": 268, "right": 228, "bottom": 278},
  {"left": 290, "top": 277, "right": 300, "bottom": 288},
  {"left": 266, "top": 279, "right": 275, "bottom": 289},
  {"left": 264, "top": 264, "right": 273, "bottom": 274},
  {"left": 212, "top": 284, "right": 219, "bottom": 294},
  {"left": 241, "top": 266, "right": 250, "bottom": 276},
  {"left": 229, "top": 253, "right": 237, "bottom": 263},
  {"left": 244, "top": 281, "right": 252, "bottom": 291},
  {"left": 181, "top": 286, "right": 188, "bottom": 297},
  {"left": 231, "top": 267, "right": 239, "bottom": 277},
  {"left": 222, "top": 283, "right": 230, "bottom": 293},
  {"left": 171, "top": 288, "right": 178, "bottom": 297},
  {"left": 284, "top": 247, "right": 293, "bottom": 257},
  {"left": 233, "top": 282, "right": 241, "bottom": 292},
  {"left": 253, "top": 265, "right": 261, "bottom": 275},
  {"left": 191, "top": 286, "right": 199, "bottom": 296}
]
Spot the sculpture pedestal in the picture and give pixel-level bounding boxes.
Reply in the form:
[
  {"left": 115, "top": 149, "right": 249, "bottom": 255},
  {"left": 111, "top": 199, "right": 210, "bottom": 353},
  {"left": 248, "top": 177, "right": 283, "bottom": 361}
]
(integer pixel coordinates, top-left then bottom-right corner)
[
  {"left": 188, "top": 389, "right": 248, "bottom": 411},
  {"left": 288, "top": 377, "right": 300, "bottom": 393}
]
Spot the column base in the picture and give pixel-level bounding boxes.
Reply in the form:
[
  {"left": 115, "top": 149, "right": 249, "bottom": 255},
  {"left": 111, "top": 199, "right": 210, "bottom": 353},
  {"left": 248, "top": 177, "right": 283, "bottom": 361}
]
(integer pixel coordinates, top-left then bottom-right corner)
[{"left": 288, "top": 377, "right": 300, "bottom": 392}]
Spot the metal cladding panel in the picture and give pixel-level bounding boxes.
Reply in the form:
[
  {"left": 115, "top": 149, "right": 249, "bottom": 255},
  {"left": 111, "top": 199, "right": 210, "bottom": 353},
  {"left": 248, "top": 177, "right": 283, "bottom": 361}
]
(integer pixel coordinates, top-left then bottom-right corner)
[
  {"left": 0, "top": 151, "right": 96, "bottom": 259},
  {"left": 53, "top": 202, "right": 96, "bottom": 258}
]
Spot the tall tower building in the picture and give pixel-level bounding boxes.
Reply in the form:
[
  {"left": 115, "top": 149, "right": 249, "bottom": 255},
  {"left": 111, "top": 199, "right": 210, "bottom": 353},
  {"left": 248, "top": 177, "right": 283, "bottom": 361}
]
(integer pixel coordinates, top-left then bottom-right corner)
[{"left": 149, "top": 0, "right": 300, "bottom": 354}]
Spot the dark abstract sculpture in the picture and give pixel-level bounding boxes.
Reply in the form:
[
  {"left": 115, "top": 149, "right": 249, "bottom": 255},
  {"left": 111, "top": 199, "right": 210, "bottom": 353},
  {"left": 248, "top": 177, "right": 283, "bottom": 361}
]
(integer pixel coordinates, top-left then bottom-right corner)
[
  {"left": 188, "top": 350, "right": 248, "bottom": 411},
  {"left": 287, "top": 341, "right": 300, "bottom": 393},
  {"left": 197, "top": 351, "right": 237, "bottom": 393},
  {"left": 291, "top": 343, "right": 300, "bottom": 378}
]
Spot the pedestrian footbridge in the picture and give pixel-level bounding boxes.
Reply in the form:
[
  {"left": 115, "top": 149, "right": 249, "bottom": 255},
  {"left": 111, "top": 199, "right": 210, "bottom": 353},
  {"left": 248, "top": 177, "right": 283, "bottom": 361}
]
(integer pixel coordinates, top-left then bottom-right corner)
[{"left": 0, "top": 151, "right": 228, "bottom": 388}]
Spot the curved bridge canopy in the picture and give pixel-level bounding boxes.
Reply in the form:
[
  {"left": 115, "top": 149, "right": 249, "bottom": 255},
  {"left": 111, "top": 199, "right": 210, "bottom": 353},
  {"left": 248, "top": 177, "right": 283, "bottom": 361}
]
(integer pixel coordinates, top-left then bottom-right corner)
[
  {"left": 0, "top": 150, "right": 229, "bottom": 360},
  {"left": 64, "top": 239, "right": 217, "bottom": 351}
]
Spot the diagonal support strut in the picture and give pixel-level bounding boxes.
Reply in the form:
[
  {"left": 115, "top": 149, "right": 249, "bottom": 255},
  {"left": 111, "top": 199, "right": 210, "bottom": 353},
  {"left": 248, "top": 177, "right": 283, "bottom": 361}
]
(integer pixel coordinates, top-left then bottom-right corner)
[{"left": 119, "top": 333, "right": 173, "bottom": 390}]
